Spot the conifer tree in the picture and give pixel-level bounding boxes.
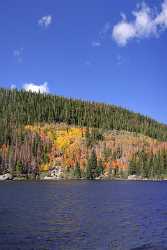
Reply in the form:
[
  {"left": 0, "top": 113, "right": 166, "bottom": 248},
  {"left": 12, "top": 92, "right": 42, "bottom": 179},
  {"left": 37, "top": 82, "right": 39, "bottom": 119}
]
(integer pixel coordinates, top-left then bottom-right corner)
[
  {"left": 86, "top": 150, "right": 97, "bottom": 179},
  {"left": 96, "top": 159, "right": 104, "bottom": 177}
]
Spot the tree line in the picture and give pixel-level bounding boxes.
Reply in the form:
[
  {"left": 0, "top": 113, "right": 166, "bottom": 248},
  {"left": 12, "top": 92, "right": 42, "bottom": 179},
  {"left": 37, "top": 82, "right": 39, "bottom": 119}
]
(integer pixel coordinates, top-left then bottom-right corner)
[
  {"left": 1, "top": 88, "right": 167, "bottom": 145},
  {"left": 129, "top": 149, "right": 167, "bottom": 179}
]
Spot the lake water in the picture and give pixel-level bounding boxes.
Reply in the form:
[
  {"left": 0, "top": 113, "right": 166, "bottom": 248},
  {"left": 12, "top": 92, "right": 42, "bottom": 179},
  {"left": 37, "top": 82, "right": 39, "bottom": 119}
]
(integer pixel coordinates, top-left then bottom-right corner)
[{"left": 1, "top": 181, "right": 167, "bottom": 250}]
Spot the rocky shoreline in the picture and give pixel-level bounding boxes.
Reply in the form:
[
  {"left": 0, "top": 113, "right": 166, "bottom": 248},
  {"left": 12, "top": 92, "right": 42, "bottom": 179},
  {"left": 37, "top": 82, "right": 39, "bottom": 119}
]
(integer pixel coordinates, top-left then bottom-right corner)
[{"left": 0, "top": 175, "right": 166, "bottom": 182}]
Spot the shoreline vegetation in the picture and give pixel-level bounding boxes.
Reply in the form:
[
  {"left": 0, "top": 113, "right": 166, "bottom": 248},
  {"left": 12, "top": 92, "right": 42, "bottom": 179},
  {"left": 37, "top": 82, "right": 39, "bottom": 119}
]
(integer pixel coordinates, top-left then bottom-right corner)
[
  {"left": 1, "top": 88, "right": 167, "bottom": 181},
  {"left": 1, "top": 174, "right": 167, "bottom": 182}
]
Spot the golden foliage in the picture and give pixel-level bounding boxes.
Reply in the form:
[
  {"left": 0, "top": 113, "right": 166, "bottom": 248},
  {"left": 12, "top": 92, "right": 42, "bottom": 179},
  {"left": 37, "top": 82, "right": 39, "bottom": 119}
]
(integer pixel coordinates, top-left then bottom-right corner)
[{"left": 25, "top": 123, "right": 167, "bottom": 172}]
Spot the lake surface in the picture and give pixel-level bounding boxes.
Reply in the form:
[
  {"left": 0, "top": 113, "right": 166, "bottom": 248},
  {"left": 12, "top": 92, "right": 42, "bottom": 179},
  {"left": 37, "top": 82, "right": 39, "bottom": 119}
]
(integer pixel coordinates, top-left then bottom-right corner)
[{"left": 1, "top": 181, "right": 167, "bottom": 250}]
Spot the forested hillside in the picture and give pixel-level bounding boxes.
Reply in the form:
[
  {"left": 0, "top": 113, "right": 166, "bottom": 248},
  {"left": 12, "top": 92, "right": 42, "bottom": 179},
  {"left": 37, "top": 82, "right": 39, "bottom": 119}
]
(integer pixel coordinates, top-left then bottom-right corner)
[
  {"left": 0, "top": 87, "right": 167, "bottom": 180},
  {"left": 0, "top": 88, "right": 167, "bottom": 142}
]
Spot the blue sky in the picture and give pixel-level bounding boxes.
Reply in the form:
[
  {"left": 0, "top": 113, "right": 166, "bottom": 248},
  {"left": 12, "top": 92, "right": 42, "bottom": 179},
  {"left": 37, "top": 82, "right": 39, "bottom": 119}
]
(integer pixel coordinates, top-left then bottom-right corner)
[{"left": 0, "top": 0, "right": 167, "bottom": 124}]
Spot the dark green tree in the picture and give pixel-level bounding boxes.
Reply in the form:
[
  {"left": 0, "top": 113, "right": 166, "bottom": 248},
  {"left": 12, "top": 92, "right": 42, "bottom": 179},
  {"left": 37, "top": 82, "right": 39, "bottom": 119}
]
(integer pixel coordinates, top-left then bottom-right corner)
[
  {"left": 96, "top": 159, "right": 104, "bottom": 177},
  {"left": 86, "top": 150, "right": 97, "bottom": 179}
]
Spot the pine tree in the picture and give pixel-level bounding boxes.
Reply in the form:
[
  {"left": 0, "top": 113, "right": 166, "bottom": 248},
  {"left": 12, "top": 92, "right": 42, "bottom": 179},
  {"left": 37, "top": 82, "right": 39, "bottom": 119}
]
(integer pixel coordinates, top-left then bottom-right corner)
[
  {"left": 86, "top": 150, "right": 97, "bottom": 179},
  {"left": 96, "top": 159, "right": 104, "bottom": 177},
  {"left": 128, "top": 155, "right": 137, "bottom": 175}
]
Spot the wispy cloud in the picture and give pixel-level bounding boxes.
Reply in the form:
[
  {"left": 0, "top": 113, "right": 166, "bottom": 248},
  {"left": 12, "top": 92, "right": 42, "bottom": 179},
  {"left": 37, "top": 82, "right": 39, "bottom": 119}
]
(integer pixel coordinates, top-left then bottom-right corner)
[
  {"left": 99, "top": 22, "right": 111, "bottom": 39},
  {"left": 112, "top": 1, "right": 167, "bottom": 46},
  {"left": 92, "top": 22, "right": 111, "bottom": 47},
  {"left": 13, "top": 48, "right": 23, "bottom": 63},
  {"left": 85, "top": 60, "right": 92, "bottom": 67},
  {"left": 92, "top": 41, "right": 101, "bottom": 47},
  {"left": 116, "top": 55, "right": 124, "bottom": 65},
  {"left": 38, "top": 15, "right": 52, "bottom": 28},
  {"left": 23, "top": 82, "right": 49, "bottom": 93}
]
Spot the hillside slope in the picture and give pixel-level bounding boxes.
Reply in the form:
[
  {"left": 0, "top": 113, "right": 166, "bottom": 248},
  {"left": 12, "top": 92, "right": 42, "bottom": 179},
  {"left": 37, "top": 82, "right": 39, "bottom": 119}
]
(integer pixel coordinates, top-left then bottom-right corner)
[
  {"left": 0, "top": 88, "right": 167, "bottom": 179},
  {"left": 25, "top": 123, "right": 167, "bottom": 178}
]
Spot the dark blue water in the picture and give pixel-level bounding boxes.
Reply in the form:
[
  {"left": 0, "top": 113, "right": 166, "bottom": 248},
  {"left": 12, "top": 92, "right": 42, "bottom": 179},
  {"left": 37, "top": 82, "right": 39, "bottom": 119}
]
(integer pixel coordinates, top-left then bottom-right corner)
[{"left": 1, "top": 181, "right": 167, "bottom": 250}]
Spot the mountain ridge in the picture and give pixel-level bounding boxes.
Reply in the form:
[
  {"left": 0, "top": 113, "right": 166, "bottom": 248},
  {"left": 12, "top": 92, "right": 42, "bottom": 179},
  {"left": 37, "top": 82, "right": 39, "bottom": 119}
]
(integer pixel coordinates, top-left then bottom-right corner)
[{"left": 0, "top": 87, "right": 167, "bottom": 141}]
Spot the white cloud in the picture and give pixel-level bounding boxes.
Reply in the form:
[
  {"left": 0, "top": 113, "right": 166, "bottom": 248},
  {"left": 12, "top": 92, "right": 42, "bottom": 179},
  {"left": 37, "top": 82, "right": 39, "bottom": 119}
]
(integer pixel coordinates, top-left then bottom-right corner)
[
  {"left": 112, "top": 21, "right": 136, "bottom": 46},
  {"left": 112, "top": 1, "right": 167, "bottom": 46},
  {"left": 155, "top": 0, "right": 167, "bottom": 27},
  {"left": 133, "top": 4, "right": 157, "bottom": 36},
  {"left": 23, "top": 82, "right": 49, "bottom": 93},
  {"left": 13, "top": 48, "right": 23, "bottom": 63},
  {"left": 38, "top": 15, "right": 52, "bottom": 28},
  {"left": 11, "top": 84, "right": 16, "bottom": 89}
]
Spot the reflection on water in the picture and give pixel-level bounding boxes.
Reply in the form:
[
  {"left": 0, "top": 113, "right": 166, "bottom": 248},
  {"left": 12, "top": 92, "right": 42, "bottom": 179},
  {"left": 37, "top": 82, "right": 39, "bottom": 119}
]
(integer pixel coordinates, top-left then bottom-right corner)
[{"left": 1, "top": 181, "right": 167, "bottom": 249}]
